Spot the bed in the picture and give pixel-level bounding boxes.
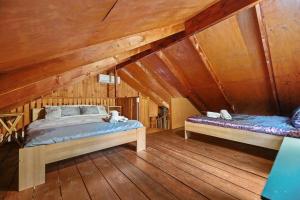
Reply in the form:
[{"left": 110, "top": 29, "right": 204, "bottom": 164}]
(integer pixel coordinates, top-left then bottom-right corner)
[
  {"left": 185, "top": 114, "right": 300, "bottom": 150},
  {"left": 19, "top": 106, "right": 146, "bottom": 191}
]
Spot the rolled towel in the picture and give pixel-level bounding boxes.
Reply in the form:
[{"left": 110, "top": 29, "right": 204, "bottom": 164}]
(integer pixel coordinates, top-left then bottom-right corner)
[
  {"left": 220, "top": 109, "right": 232, "bottom": 120},
  {"left": 207, "top": 111, "right": 221, "bottom": 118}
]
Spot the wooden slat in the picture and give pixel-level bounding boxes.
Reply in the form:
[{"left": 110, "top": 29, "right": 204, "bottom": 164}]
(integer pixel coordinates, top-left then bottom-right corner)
[
  {"left": 1, "top": 129, "right": 275, "bottom": 200},
  {"left": 151, "top": 132, "right": 272, "bottom": 177},
  {"left": 138, "top": 59, "right": 181, "bottom": 98},
  {"left": 147, "top": 140, "right": 263, "bottom": 194},
  {"left": 156, "top": 51, "right": 207, "bottom": 111},
  {"left": 254, "top": 4, "right": 281, "bottom": 114},
  {"left": 188, "top": 35, "right": 234, "bottom": 112},
  {"left": 118, "top": 69, "right": 166, "bottom": 107},
  {"left": 146, "top": 147, "right": 259, "bottom": 199},
  {"left": 105, "top": 150, "right": 177, "bottom": 200},
  {"left": 75, "top": 156, "right": 120, "bottom": 200},
  {"left": 90, "top": 152, "right": 148, "bottom": 200},
  {"left": 118, "top": 148, "right": 207, "bottom": 200},
  {"left": 136, "top": 150, "right": 236, "bottom": 199},
  {"left": 58, "top": 159, "right": 91, "bottom": 200}
]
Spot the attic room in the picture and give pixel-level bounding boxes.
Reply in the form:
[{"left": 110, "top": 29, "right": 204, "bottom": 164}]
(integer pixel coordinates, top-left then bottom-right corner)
[{"left": 0, "top": 0, "right": 299, "bottom": 199}]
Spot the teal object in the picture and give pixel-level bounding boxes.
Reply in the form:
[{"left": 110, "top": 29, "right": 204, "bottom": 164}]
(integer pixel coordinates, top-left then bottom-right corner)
[{"left": 262, "top": 137, "right": 300, "bottom": 200}]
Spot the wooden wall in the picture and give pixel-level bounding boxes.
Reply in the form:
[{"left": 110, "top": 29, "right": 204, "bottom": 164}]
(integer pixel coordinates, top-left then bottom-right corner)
[
  {"left": 48, "top": 74, "right": 138, "bottom": 99},
  {"left": 1, "top": 74, "right": 158, "bottom": 138},
  {"left": 171, "top": 98, "right": 200, "bottom": 129}
]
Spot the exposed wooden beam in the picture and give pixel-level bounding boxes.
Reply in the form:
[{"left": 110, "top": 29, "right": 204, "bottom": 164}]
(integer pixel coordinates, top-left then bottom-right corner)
[
  {"left": 117, "top": 69, "right": 168, "bottom": 108},
  {"left": 156, "top": 51, "right": 207, "bottom": 111},
  {"left": 0, "top": 58, "right": 117, "bottom": 111},
  {"left": 137, "top": 60, "right": 181, "bottom": 98},
  {"left": 1, "top": 23, "right": 184, "bottom": 73},
  {"left": 126, "top": 63, "right": 171, "bottom": 103},
  {"left": 188, "top": 35, "right": 234, "bottom": 112},
  {"left": 185, "top": 0, "right": 260, "bottom": 35},
  {"left": 115, "top": 31, "right": 186, "bottom": 70},
  {"left": 116, "top": 0, "right": 260, "bottom": 71},
  {"left": 134, "top": 61, "right": 173, "bottom": 102},
  {"left": 0, "top": 24, "right": 184, "bottom": 95},
  {"left": 254, "top": 4, "right": 281, "bottom": 114}
]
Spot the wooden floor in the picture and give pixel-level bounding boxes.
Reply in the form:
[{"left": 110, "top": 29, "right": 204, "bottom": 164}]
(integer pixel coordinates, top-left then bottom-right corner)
[{"left": 0, "top": 129, "right": 277, "bottom": 200}]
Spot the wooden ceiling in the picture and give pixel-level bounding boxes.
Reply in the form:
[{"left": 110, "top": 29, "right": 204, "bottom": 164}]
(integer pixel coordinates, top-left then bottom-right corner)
[{"left": 0, "top": 0, "right": 299, "bottom": 115}]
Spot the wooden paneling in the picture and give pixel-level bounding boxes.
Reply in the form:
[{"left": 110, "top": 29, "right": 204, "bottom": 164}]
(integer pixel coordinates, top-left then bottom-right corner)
[
  {"left": 162, "top": 38, "right": 231, "bottom": 111},
  {"left": 185, "top": 0, "right": 260, "bottom": 34},
  {"left": 125, "top": 63, "right": 172, "bottom": 104},
  {"left": 171, "top": 98, "right": 200, "bottom": 129},
  {"left": 118, "top": 68, "right": 167, "bottom": 107},
  {"left": 195, "top": 8, "right": 275, "bottom": 114},
  {"left": 49, "top": 74, "right": 138, "bottom": 99},
  {"left": 260, "top": 0, "right": 300, "bottom": 115},
  {"left": 0, "top": 1, "right": 215, "bottom": 72},
  {"left": 156, "top": 51, "right": 207, "bottom": 111}
]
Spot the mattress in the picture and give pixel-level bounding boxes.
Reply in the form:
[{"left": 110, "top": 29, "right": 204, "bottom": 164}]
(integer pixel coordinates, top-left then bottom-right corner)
[
  {"left": 187, "top": 114, "right": 300, "bottom": 138},
  {"left": 25, "top": 115, "right": 143, "bottom": 147}
]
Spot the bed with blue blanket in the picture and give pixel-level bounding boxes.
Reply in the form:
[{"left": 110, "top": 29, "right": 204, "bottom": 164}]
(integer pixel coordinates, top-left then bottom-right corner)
[
  {"left": 185, "top": 111, "right": 300, "bottom": 150},
  {"left": 25, "top": 114, "right": 143, "bottom": 147},
  {"left": 19, "top": 106, "right": 146, "bottom": 191}
]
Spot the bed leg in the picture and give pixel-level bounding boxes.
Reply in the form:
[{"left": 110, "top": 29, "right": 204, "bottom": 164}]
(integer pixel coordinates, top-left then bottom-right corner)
[
  {"left": 136, "top": 127, "right": 146, "bottom": 152},
  {"left": 19, "top": 146, "right": 45, "bottom": 191},
  {"left": 185, "top": 130, "right": 191, "bottom": 139}
]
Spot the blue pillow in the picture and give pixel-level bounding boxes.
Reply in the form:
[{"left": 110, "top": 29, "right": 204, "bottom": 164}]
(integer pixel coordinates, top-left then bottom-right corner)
[{"left": 291, "top": 106, "right": 300, "bottom": 128}]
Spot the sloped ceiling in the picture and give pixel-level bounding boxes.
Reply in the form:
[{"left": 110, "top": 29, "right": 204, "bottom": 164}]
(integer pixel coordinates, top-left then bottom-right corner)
[
  {"left": 118, "top": 0, "right": 300, "bottom": 115},
  {"left": 0, "top": 0, "right": 299, "bottom": 116}
]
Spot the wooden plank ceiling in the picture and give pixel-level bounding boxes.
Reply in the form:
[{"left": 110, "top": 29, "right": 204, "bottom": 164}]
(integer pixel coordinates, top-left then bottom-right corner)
[{"left": 0, "top": 0, "right": 299, "bottom": 115}]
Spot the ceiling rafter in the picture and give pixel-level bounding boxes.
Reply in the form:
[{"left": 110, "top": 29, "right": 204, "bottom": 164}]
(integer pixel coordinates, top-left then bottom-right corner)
[
  {"left": 188, "top": 35, "right": 234, "bottom": 112},
  {"left": 117, "top": 69, "right": 168, "bottom": 108},
  {"left": 116, "top": 0, "right": 261, "bottom": 71},
  {"left": 0, "top": 58, "right": 116, "bottom": 111},
  {"left": 156, "top": 51, "right": 207, "bottom": 111},
  {"left": 135, "top": 61, "right": 174, "bottom": 100},
  {"left": 125, "top": 63, "right": 171, "bottom": 104},
  {"left": 0, "top": 0, "right": 262, "bottom": 111},
  {"left": 0, "top": 24, "right": 183, "bottom": 94},
  {"left": 137, "top": 60, "right": 181, "bottom": 98},
  {"left": 254, "top": 4, "right": 281, "bottom": 114},
  {"left": 185, "top": 0, "right": 261, "bottom": 34}
]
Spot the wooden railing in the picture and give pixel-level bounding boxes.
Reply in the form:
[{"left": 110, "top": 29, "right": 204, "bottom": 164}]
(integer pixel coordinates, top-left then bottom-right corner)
[{"left": 1, "top": 96, "right": 154, "bottom": 143}]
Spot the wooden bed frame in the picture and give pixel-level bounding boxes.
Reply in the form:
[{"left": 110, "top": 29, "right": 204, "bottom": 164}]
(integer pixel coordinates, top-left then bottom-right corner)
[
  {"left": 185, "top": 121, "right": 283, "bottom": 150},
  {"left": 19, "top": 108, "right": 146, "bottom": 191}
]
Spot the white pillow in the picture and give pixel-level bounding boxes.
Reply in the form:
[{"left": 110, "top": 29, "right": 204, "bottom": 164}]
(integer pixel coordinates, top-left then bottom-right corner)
[
  {"left": 207, "top": 112, "right": 221, "bottom": 118},
  {"left": 45, "top": 106, "right": 61, "bottom": 120},
  {"left": 220, "top": 109, "right": 232, "bottom": 120}
]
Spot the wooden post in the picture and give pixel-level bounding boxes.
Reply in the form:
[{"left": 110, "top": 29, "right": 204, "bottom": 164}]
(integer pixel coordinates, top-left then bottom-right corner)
[
  {"left": 136, "top": 127, "right": 146, "bottom": 152},
  {"left": 19, "top": 146, "right": 45, "bottom": 191}
]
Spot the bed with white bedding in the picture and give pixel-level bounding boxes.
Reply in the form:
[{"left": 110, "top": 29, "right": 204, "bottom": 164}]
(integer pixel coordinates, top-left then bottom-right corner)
[{"left": 19, "top": 105, "right": 146, "bottom": 191}]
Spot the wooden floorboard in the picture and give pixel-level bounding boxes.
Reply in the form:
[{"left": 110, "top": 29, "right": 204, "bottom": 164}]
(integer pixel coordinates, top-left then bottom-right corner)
[
  {"left": 76, "top": 155, "right": 120, "bottom": 200},
  {"left": 90, "top": 151, "right": 148, "bottom": 200},
  {"left": 147, "top": 139, "right": 263, "bottom": 194},
  {"left": 151, "top": 132, "right": 272, "bottom": 177},
  {"left": 148, "top": 135, "right": 267, "bottom": 186},
  {"left": 104, "top": 149, "right": 177, "bottom": 200},
  {"left": 1, "top": 130, "right": 275, "bottom": 200}
]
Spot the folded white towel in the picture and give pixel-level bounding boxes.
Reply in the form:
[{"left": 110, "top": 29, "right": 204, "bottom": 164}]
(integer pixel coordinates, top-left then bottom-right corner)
[
  {"left": 220, "top": 109, "right": 232, "bottom": 120},
  {"left": 207, "top": 112, "right": 221, "bottom": 118},
  {"left": 109, "top": 110, "right": 128, "bottom": 123}
]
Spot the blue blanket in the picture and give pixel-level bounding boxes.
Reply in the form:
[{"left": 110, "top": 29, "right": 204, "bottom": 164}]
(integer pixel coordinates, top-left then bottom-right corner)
[{"left": 25, "top": 120, "right": 143, "bottom": 147}]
